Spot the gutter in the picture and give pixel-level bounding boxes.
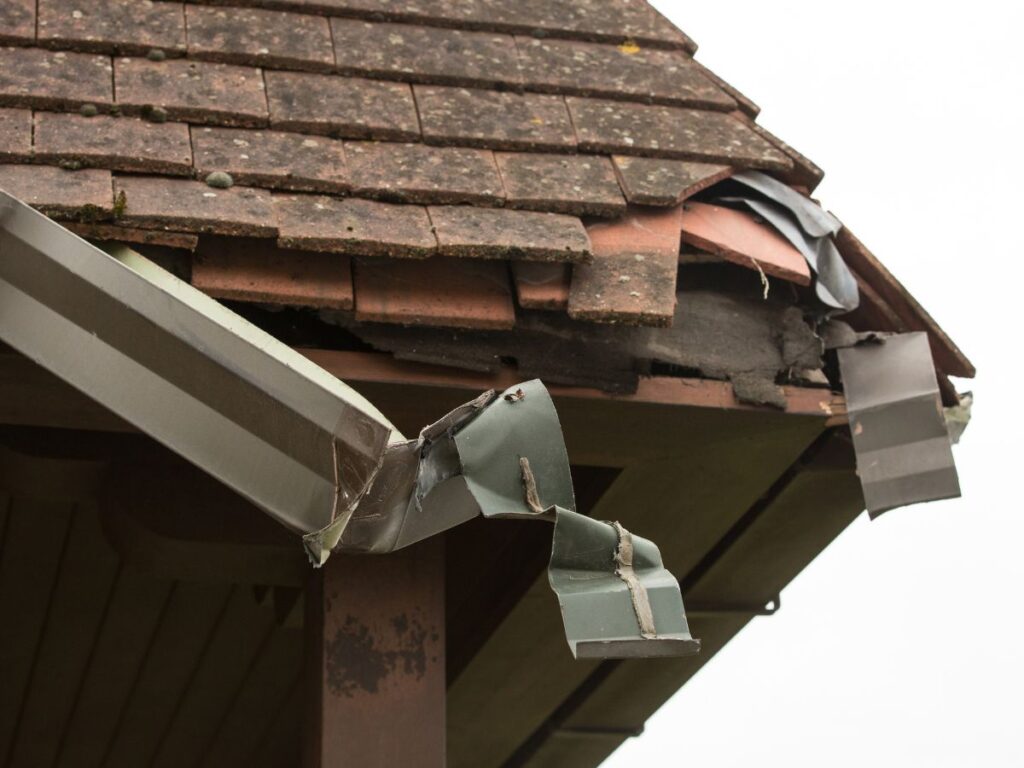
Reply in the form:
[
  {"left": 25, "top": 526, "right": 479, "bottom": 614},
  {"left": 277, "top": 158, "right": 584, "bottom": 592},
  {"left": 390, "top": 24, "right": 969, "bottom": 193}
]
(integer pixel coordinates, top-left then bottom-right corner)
[{"left": 0, "top": 188, "right": 697, "bottom": 660}]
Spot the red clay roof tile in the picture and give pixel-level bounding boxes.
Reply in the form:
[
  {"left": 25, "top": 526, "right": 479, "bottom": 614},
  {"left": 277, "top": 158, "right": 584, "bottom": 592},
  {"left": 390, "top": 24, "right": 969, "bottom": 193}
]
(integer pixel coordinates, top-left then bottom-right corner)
[
  {"left": 265, "top": 71, "right": 418, "bottom": 140},
  {"left": 192, "top": 238, "right": 354, "bottom": 309},
  {"left": 569, "top": 206, "right": 682, "bottom": 326},
  {"left": 511, "top": 262, "right": 571, "bottom": 311},
  {"left": 428, "top": 205, "right": 591, "bottom": 262},
  {"left": 495, "top": 152, "right": 626, "bottom": 218},
  {"left": 0, "top": 164, "right": 114, "bottom": 218},
  {"left": 345, "top": 142, "right": 503, "bottom": 205},
  {"left": 331, "top": 19, "right": 520, "bottom": 89},
  {"left": 37, "top": 0, "right": 187, "bottom": 56},
  {"left": 114, "top": 176, "right": 277, "bottom": 236},
  {"left": 114, "top": 57, "right": 269, "bottom": 127},
  {"left": 567, "top": 97, "right": 793, "bottom": 169},
  {"left": 354, "top": 256, "right": 516, "bottom": 330},
  {"left": 0, "top": 0, "right": 36, "bottom": 45},
  {"left": 191, "top": 126, "right": 348, "bottom": 193},
  {"left": 678, "top": 201, "right": 812, "bottom": 285},
  {"left": 0, "top": 48, "right": 113, "bottom": 111},
  {"left": 274, "top": 194, "right": 436, "bottom": 257},
  {"left": 34, "top": 113, "right": 194, "bottom": 175},
  {"left": 65, "top": 223, "right": 200, "bottom": 251},
  {"left": 186, "top": 5, "right": 335, "bottom": 71},
  {"left": 415, "top": 86, "right": 576, "bottom": 151},
  {"left": 612, "top": 155, "right": 733, "bottom": 206},
  {"left": 0, "top": 108, "right": 32, "bottom": 162},
  {"left": 515, "top": 37, "right": 733, "bottom": 110}
]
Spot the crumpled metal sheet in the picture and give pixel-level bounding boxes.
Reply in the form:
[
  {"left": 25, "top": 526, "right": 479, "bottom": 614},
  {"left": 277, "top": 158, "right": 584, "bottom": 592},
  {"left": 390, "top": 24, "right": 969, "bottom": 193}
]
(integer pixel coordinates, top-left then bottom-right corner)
[
  {"left": 837, "top": 332, "right": 961, "bottom": 517},
  {"left": 339, "top": 379, "right": 699, "bottom": 659},
  {"left": 717, "top": 171, "right": 860, "bottom": 312}
]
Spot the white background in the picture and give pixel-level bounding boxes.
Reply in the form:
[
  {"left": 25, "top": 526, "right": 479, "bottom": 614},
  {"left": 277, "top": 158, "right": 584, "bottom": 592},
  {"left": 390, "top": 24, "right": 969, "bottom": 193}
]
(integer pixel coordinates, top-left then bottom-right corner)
[{"left": 604, "top": 2, "right": 1023, "bottom": 766}]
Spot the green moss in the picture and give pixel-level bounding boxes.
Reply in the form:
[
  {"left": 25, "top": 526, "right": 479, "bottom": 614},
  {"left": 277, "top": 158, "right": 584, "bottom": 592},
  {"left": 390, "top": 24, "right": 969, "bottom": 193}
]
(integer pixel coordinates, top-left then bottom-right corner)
[{"left": 113, "top": 189, "right": 128, "bottom": 219}]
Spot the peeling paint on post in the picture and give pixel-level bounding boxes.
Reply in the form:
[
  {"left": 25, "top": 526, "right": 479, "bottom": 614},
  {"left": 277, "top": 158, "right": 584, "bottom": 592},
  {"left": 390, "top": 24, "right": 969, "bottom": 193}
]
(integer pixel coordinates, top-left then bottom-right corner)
[{"left": 304, "top": 537, "right": 445, "bottom": 767}]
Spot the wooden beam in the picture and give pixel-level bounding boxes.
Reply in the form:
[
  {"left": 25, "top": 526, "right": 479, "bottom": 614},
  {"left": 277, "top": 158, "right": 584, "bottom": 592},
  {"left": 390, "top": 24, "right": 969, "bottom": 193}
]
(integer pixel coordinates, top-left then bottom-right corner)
[{"left": 304, "top": 538, "right": 445, "bottom": 768}]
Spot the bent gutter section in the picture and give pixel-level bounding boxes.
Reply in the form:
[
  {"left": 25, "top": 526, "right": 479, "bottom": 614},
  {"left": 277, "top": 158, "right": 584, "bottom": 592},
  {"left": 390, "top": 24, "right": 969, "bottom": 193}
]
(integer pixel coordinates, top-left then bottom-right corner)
[{"left": 0, "top": 191, "right": 697, "bottom": 659}]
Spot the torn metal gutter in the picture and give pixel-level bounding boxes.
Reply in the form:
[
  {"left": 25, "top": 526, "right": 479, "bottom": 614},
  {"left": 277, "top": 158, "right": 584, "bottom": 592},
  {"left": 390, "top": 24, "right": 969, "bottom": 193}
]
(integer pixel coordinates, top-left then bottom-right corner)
[{"left": 0, "top": 189, "right": 697, "bottom": 659}]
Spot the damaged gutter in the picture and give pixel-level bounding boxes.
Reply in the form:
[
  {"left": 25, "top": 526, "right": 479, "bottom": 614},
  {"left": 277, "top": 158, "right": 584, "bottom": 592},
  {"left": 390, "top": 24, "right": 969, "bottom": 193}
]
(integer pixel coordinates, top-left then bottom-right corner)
[{"left": 0, "top": 189, "right": 696, "bottom": 659}]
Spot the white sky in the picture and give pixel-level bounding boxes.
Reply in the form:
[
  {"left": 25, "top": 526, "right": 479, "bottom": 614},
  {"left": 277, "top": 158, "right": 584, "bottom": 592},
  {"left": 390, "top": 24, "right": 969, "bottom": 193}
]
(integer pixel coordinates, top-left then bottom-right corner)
[{"left": 604, "top": 2, "right": 1023, "bottom": 766}]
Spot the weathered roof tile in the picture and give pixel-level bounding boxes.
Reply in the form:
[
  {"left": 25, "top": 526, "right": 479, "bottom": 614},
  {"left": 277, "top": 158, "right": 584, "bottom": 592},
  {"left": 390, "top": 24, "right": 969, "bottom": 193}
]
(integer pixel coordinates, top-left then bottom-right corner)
[
  {"left": 192, "top": 238, "right": 354, "bottom": 309},
  {"left": 0, "top": 47, "right": 113, "bottom": 111},
  {"left": 355, "top": 256, "right": 516, "bottom": 330},
  {"left": 495, "top": 152, "right": 626, "bottom": 217},
  {"left": 511, "top": 261, "right": 571, "bottom": 310},
  {"left": 0, "top": 108, "right": 32, "bottom": 162},
  {"left": 415, "top": 86, "right": 575, "bottom": 151},
  {"left": 331, "top": 19, "right": 519, "bottom": 89},
  {"left": 275, "top": 195, "right": 436, "bottom": 257},
  {"left": 191, "top": 127, "right": 348, "bottom": 193},
  {"left": 37, "top": 0, "right": 186, "bottom": 55},
  {"left": 34, "top": 112, "right": 194, "bottom": 175},
  {"left": 114, "top": 176, "right": 277, "bottom": 236},
  {"left": 569, "top": 206, "right": 682, "bottom": 326},
  {"left": 0, "top": 0, "right": 36, "bottom": 45},
  {"left": 429, "top": 205, "right": 591, "bottom": 262},
  {"left": 186, "top": 5, "right": 334, "bottom": 71},
  {"left": 567, "top": 97, "right": 793, "bottom": 169},
  {"left": 115, "top": 57, "right": 269, "bottom": 127},
  {"left": 612, "top": 155, "right": 733, "bottom": 206},
  {"left": 266, "top": 71, "right": 418, "bottom": 140},
  {"left": 345, "top": 141, "right": 503, "bottom": 205},
  {"left": 65, "top": 223, "right": 199, "bottom": 251},
  {"left": 516, "top": 37, "right": 733, "bottom": 109},
  {"left": 0, "top": 164, "right": 114, "bottom": 218},
  {"left": 678, "top": 201, "right": 811, "bottom": 285}
]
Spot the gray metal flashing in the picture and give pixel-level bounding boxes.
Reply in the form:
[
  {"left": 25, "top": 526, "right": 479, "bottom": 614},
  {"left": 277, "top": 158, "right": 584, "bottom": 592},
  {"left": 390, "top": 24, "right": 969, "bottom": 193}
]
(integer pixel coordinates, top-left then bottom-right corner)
[{"left": 837, "top": 332, "right": 961, "bottom": 516}]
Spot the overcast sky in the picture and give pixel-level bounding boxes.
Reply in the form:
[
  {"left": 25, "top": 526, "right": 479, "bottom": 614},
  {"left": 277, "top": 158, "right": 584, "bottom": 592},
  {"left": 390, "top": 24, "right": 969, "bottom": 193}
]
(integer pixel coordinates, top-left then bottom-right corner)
[{"left": 604, "top": 2, "right": 1022, "bottom": 766}]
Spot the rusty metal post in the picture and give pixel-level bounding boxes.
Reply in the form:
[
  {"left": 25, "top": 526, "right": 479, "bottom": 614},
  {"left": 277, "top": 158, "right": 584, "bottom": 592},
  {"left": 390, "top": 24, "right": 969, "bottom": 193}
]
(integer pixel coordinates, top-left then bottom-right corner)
[{"left": 303, "top": 537, "right": 445, "bottom": 767}]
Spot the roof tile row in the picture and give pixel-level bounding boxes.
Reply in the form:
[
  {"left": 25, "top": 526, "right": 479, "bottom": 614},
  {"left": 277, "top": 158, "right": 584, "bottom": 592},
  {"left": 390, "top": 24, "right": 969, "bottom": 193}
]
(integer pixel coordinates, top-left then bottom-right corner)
[
  {"left": 0, "top": 164, "right": 593, "bottom": 262},
  {"left": 18, "top": 1, "right": 709, "bottom": 107},
  {"left": 0, "top": 47, "right": 790, "bottom": 169}
]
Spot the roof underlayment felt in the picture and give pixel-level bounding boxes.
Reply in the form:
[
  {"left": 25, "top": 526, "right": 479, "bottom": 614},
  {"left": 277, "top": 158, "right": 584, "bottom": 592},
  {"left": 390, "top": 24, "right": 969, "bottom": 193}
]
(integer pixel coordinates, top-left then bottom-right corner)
[{"left": 0, "top": 0, "right": 971, "bottom": 448}]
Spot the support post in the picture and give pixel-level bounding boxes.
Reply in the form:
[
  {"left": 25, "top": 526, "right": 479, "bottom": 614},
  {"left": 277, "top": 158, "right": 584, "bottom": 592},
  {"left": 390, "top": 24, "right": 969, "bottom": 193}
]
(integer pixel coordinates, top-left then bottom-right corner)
[{"left": 304, "top": 538, "right": 445, "bottom": 767}]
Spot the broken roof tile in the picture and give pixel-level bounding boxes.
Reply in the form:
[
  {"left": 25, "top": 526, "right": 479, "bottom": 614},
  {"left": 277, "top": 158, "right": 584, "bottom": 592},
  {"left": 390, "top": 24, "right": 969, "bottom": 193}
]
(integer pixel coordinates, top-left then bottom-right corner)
[
  {"left": 331, "top": 19, "right": 519, "bottom": 89},
  {"left": 0, "top": 47, "right": 113, "bottom": 111},
  {"left": 515, "top": 37, "right": 733, "bottom": 110},
  {"left": 345, "top": 142, "right": 503, "bottom": 205},
  {"left": 266, "top": 71, "right": 418, "bottom": 141},
  {"left": 495, "top": 152, "right": 626, "bottom": 218},
  {"left": 428, "top": 205, "right": 591, "bottom": 262},
  {"left": 0, "top": 108, "right": 32, "bottom": 162},
  {"left": 415, "top": 86, "right": 575, "bottom": 151},
  {"left": 612, "top": 155, "right": 733, "bottom": 206},
  {"left": 65, "top": 223, "right": 200, "bottom": 251},
  {"left": 114, "top": 176, "right": 276, "bottom": 236},
  {"left": 355, "top": 256, "right": 516, "bottom": 330},
  {"left": 114, "top": 57, "right": 268, "bottom": 127},
  {"left": 733, "top": 112, "right": 825, "bottom": 191},
  {"left": 186, "top": 5, "right": 334, "bottom": 71},
  {"left": 191, "top": 127, "right": 348, "bottom": 193},
  {"left": 275, "top": 195, "right": 436, "bottom": 257},
  {"left": 569, "top": 206, "right": 682, "bottom": 326},
  {"left": 192, "top": 238, "right": 354, "bottom": 309},
  {"left": 37, "top": 0, "right": 186, "bottom": 55},
  {"left": 34, "top": 112, "right": 194, "bottom": 175},
  {"left": 0, "top": 0, "right": 35, "bottom": 45},
  {"left": 567, "top": 97, "right": 793, "bottom": 170},
  {"left": 0, "top": 164, "right": 113, "bottom": 219},
  {"left": 511, "top": 261, "right": 571, "bottom": 310},
  {"left": 678, "top": 201, "right": 811, "bottom": 285}
]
